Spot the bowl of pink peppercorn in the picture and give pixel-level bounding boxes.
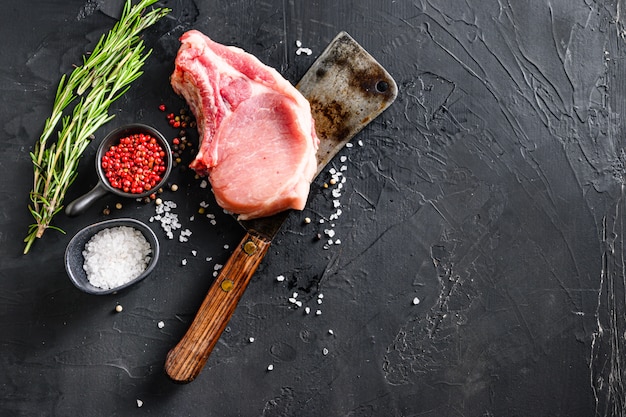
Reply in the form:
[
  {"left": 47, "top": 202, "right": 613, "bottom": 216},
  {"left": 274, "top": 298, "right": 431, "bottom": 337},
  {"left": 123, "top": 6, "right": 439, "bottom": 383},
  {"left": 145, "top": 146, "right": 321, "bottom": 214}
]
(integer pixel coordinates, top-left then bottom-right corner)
[{"left": 65, "top": 124, "right": 172, "bottom": 217}]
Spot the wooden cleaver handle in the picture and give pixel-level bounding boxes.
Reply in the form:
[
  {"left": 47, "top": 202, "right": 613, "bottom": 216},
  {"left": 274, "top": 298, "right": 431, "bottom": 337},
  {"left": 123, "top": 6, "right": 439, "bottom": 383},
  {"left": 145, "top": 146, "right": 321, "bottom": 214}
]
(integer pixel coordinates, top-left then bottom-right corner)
[{"left": 164, "top": 232, "right": 271, "bottom": 383}]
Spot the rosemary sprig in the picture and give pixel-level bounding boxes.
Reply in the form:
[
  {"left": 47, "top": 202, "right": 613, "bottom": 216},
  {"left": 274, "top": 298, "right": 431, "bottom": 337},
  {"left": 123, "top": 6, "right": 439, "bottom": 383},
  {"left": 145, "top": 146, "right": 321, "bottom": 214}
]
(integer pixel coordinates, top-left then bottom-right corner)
[{"left": 24, "top": 0, "right": 170, "bottom": 254}]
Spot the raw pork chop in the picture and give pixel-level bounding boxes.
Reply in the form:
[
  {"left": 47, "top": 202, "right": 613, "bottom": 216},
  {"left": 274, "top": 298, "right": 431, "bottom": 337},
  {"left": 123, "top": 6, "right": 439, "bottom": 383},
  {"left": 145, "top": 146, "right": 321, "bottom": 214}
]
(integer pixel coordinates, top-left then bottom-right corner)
[{"left": 171, "top": 30, "right": 319, "bottom": 220}]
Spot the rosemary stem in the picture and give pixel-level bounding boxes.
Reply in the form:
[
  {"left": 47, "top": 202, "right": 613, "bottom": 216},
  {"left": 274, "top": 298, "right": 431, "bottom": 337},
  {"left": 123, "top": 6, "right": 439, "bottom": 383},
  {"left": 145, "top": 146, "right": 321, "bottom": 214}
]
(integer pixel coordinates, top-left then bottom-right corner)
[{"left": 24, "top": 0, "right": 170, "bottom": 253}]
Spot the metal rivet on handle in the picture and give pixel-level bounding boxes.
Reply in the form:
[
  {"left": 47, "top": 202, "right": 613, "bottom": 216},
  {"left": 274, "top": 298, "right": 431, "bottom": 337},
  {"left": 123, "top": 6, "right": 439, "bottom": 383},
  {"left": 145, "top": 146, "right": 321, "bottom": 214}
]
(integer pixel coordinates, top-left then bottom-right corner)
[
  {"left": 221, "top": 279, "right": 234, "bottom": 292},
  {"left": 243, "top": 240, "right": 257, "bottom": 255}
]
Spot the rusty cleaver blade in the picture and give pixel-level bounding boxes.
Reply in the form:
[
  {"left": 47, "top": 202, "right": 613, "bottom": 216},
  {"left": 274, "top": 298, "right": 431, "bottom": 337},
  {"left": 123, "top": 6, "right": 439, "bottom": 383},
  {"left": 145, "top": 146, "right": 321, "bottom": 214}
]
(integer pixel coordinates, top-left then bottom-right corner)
[{"left": 164, "top": 31, "right": 398, "bottom": 383}]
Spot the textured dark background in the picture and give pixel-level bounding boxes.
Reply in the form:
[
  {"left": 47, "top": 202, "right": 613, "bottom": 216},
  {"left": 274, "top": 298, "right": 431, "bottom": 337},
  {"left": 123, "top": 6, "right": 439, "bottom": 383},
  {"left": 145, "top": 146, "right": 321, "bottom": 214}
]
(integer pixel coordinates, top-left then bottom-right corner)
[{"left": 1, "top": 0, "right": 624, "bottom": 416}]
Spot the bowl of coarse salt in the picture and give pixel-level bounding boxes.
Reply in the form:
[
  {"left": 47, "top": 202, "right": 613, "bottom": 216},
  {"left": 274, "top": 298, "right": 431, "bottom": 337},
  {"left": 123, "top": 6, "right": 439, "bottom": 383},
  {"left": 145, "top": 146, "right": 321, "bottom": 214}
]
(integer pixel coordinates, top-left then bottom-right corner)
[{"left": 65, "top": 218, "right": 160, "bottom": 295}]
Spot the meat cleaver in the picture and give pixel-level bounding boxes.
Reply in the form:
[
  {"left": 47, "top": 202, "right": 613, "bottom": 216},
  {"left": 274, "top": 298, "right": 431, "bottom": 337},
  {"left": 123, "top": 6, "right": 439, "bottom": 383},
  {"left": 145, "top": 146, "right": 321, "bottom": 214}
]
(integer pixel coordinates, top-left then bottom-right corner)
[{"left": 165, "top": 31, "right": 398, "bottom": 383}]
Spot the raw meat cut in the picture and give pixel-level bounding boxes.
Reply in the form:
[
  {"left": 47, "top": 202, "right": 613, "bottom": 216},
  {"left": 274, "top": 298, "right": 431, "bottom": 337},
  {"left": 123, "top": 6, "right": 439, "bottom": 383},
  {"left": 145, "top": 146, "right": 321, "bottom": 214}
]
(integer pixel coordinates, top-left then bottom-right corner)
[{"left": 171, "top": 30, "right": 319, "bottom": 220}]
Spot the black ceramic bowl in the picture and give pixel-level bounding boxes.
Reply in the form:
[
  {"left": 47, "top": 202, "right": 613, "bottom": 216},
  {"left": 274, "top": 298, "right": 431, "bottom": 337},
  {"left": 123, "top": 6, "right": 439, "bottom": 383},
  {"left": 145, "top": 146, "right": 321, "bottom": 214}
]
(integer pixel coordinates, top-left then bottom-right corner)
[
  {"left": 64, "top": 218, "right": 160, "bottom": 295},
  {"left": 65, "top": 124, "right": 172, "bottom": 217}
]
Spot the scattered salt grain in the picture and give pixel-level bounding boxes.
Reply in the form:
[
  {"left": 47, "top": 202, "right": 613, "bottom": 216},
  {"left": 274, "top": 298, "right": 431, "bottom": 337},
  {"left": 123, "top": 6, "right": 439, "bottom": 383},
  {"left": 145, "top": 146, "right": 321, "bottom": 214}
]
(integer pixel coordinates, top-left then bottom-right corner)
[
  {"left": 136, "top": 399, "right": 143, "bottom": 408},
  {"left": 295, "top": 40, "right": 313, "bottom": 56},
  {"left": 304, "top": 306, "right": 311, "bottom": 314},
  {"left": 249, "top": 337, "right": 255, "bottom": 343},
  {"left": 316, "top": 309, "right": 322, "bottom": 316},
  {"left": 191, "top": 250, "right": 197, "bottom": 257},
  {"left": 276, "top": 275, "right": 285, "bottom": 282},
  {"left": 224, "top": 244, "right": 229, "bottom": 250},
  {"left": 328, "top": 329, "right": 334, "bottom": 335},
  {"left": 157, "top": 321, "right": 165, "bottom": 329},
  {"left": 267, "top": 364, "right": 274, "bottom": 371},
  {"left": 152, "top": 200, "right": 182, "bottom": 240},
  {"left": 114, "top": 304, "right": 123, "bottom": 313},
  {"left": 179, "top": 228, "right": 192, "bottom": 243},
  {"left": 181, "top": 259, "right": 187, "bottom": 266},
  {"left": 412, "top": 297, "right": 421, "bottom": 305},
  {"left": 322, "top": 347, "right": 329, "bottom": 356},
  {"left": 199, "top": 179, "right": 208, "bottom": 188},
  {"left": 82, "top": 226, "right": 152, "bottom": 290},
  {"left": 340, "top": 156, "right": 347, "bottom": 163}
]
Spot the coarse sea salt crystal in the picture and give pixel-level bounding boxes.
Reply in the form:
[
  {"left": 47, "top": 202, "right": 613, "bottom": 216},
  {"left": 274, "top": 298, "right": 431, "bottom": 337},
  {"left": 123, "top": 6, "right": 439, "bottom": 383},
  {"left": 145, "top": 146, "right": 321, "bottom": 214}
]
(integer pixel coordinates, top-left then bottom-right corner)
[
  {"left": 295, "top": 40, "right": 312, "bottom": 56},
  {"left": 154, "top": 200, "right": 182, "bottom": 240},
  {"left": 82, "top": 226, "right": 151, "bottom": 290}
]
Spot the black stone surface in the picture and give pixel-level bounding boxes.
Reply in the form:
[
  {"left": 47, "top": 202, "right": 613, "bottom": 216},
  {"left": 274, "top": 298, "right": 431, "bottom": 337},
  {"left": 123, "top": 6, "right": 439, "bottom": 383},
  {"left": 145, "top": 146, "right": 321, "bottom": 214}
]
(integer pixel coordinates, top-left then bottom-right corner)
[{"left": 1, "top": 0, "right": 623, "bottom": 415}]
